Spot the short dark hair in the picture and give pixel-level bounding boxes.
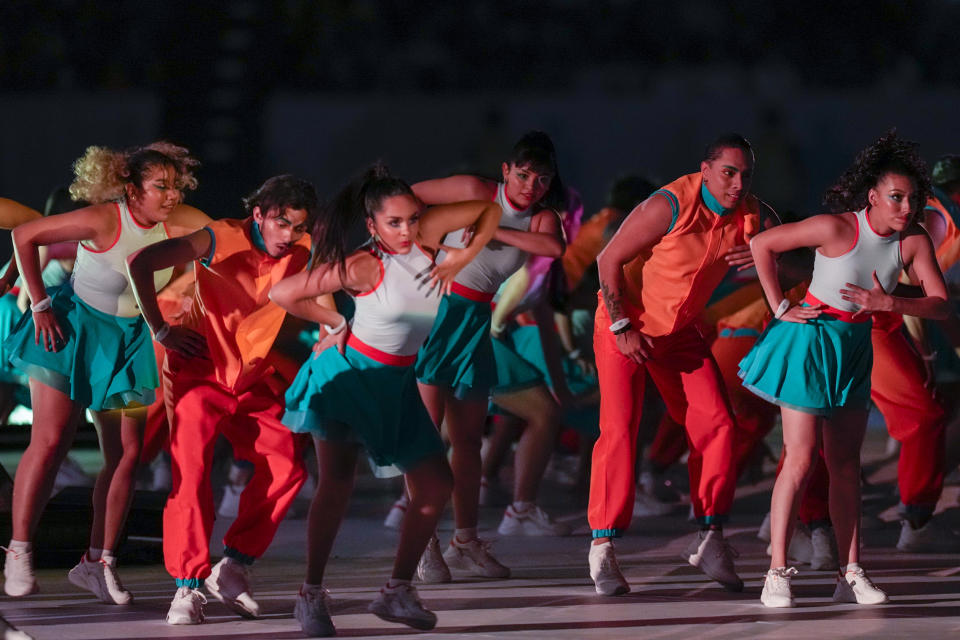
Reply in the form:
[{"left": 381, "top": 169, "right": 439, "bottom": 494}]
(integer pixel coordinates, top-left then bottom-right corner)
[
  {"left": 243, "top": 175, "right": 321, "bottom": 225},
  {"left": 704, "top": 133, "right": 753, "bottom": 163},
  {"left": 505, "top": 130, "right": 566, "bottom": 211}
]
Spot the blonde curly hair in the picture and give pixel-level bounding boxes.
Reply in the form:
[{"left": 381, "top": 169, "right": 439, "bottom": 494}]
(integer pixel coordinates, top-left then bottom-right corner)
[{"left": 69, "top": 141, "right": 199, "bottom": 204}]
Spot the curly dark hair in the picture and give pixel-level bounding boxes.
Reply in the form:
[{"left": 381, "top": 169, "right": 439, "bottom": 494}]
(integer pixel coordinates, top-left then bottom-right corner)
[{"left": 823, "top": 130, "right": 930, "bottom": 215}]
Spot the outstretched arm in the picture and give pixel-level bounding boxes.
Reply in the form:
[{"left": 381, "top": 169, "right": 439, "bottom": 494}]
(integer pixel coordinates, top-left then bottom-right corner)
[
  {"left": 0, "top": 198, "right": 45, "bottom": 292},
  {"left": 165, "top": 204, "right": 215, "bottom": 237}
]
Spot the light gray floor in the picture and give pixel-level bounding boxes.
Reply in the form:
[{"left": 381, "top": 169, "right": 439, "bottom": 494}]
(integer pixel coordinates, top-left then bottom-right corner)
[{"left": 3, "top": 431, "right": 959, "bottom": 640}]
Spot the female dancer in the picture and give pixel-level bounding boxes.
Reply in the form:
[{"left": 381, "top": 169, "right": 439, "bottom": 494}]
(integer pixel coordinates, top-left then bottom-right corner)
[
  {"left": 270, "top": 164, "right": 500, "bottom": 635},
  {"left": 413, "top": 131, "right": 566, "bottom": 579},
  {"left": 741, "top": 131, "right": 948, "bottom": 607},
  {"left": 1, "top": 142, "right": 209, "bottom": 603}
]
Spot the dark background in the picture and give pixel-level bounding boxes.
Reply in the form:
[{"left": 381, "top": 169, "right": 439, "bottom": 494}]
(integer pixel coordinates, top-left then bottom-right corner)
[{"left": 1, "top": 0, "right": 958, "bottom": 240}]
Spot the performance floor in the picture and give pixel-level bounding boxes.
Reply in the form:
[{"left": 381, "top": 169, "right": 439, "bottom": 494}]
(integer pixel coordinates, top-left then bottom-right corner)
[{"left": 2, "top": 429, "right": 959, "bottom": 639}]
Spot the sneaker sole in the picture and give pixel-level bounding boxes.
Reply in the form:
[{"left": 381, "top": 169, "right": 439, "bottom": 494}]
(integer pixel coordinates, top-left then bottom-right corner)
[
  {"left": 370, "top": 605, "right": 437, "bottom": 631},
  {"left": 595, "top": 582, "right": 630, "bottom": 596},
  {"left": 204, "top": 581, "right": 259, "bottom": 619},
  {"left": 166, "top": 613, "right": 204, "bottom": 625}
]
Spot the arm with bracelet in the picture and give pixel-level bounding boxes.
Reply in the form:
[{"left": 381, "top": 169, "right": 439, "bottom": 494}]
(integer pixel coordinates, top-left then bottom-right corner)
[{"left": 596, "top": 192, "right": 675, "bottom": 363}]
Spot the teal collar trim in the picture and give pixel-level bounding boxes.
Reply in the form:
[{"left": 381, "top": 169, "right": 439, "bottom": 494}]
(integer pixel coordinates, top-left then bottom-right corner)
[
  {"left": 701, "top": 181, "right": 732, "bottom": 216},
  {"left": 251, "top": 219, "right": 268, "bottom": 253}
]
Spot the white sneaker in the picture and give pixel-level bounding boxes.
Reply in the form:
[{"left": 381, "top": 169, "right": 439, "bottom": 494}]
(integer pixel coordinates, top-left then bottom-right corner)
[
  {"left": 294, "top": 585, "right": 335, "bottom": 637},
  {"left": 683, "top": 529, "right": 743, "bottom": 592},
  {"left": 588, "top": 541, "right": 630, "bottom": 596},
  {"left": 443, "top": 537, "right": 510, "bottom": 579},
  {"left": 166, "top": 586, "right": 206, "bottom": 624},
  {"left": 833, "top": 566, "right": 889, "bottom": 604},
  {"left": 757, "top": 512, "right": 772, "bottom": 542},
  {"left": 369, "top": 583, "right": 437, "bottom": 631},
  {"left": 809, "top": 526, "right": 839, "bottom": 571},
  {"left": 0, "top": 615, "right": 34, "bottom": 640},
  {"left": 761, "top": 567, "right": 798, "bottom": 607},
  {"left": 416, "top": 536, "right": 451, "bottom": 583},
  {"left": 204, "top": 558, "right": 260, "bottom": 618},
  {"left": 67, "top": 554, "right": 132, "bottom": 604},
  {"left": 497, "top": 504, "right": 572, "bottom": 536},
  {"left": 217, "top": 484, "right": 243, "bottom": 518},
  {"left": 383, "top": 495, "right": 409, "bottom": 530},
  {"left": 633, "top": 491, "right": 675, "bottom": 517},
  {"left": 896, "top": 518, "right": 960, "bottom": 553},
  {"left": 2, "top": 547, "right": 38, "bottom": 597}
]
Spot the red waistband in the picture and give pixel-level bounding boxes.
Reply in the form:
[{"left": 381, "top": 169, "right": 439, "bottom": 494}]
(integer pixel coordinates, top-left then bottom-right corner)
[
  {"left": 346, "top": 333, "right": 416, "bottom": 367},
  {"left": 450, "top": 282, "right": 495, "bottom": 303},
  {"left": 802, "top": 292, "right": 871, "bottom": 323}
]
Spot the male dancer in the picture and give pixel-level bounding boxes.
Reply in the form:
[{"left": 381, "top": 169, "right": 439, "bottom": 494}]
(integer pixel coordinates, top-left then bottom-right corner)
[
  {"left": 127, "top": 175, "right": 318, "bottom": 624},
  {"left": 589, "top": 133, "right": 774, "bottom": 595}
]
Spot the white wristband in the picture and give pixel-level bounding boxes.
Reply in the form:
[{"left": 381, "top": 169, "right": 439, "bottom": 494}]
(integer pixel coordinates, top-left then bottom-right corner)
[
  {"left": 774, "top": 298, "right": 790, "bottom": 319},
  {"left": 567, "top": 348, "right": 582, "bottom": 360},
  {"left": 609, "top": 318, "right": 632, "bottom": 334},
  {"left": 154, "top": 322, "right": 171, "bottom": 341},
  {"left": 30, "top": 296, "right": 52, "bottom": 313},
  {"left": 323, "top": 317, "right": 347, "bottom": 335}
]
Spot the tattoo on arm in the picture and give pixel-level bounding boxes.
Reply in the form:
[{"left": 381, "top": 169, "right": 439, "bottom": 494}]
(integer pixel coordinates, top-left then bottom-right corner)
[{"left": 601, "top": 280, "right": 625, "bottom": 321}]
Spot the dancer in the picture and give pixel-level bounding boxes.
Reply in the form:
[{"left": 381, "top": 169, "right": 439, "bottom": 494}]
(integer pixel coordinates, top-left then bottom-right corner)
[
  {"left": 412, "top": 131, "right": 566, "bottom": 579},
  {"left": 127, "top": 174, "right": 319, "bottom": 625},
  {"left": 1, "top": 142, "right": 205, "bottom": 603},
  {"left": 589, "top": 133, "right": 775, "bottom": 595},
  {"left": 742, "top": 131, "right": 948, "bottom": 607},
  {"left": 271, "top": 165, "right": 499, "bottom": 635}
]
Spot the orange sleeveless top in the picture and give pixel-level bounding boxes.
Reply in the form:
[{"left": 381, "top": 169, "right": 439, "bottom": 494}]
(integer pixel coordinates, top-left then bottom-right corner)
[
  {"left": 619, "top": 173, "right": 760, "bottom": 337},
  {"left": 926, "top": 195, "right": 960, "bottom": 272},
  {"left": 182, "top": 217, "right": 311, "bottom": 391}
]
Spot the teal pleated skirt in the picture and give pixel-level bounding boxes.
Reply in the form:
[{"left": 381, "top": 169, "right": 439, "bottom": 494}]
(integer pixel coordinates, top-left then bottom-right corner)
[
  {"left": 3, "top": 283, "right": 157, "bottom": 411},
  {"left": 283, "top": 345, "right": 444, "bottom": 471},
  {"left": 738, "top": 313, "right": 873, "bottom": 416},
  {"left": 415, "top": 293, "right": 496, "bottom": 400}
]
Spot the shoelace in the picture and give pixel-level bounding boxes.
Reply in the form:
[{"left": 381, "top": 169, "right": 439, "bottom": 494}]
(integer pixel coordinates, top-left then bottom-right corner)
[
  {"left": 301, "top": 586, "right": 331, "bottom": 611},
  {"left": 767, "top": 567, "right": 799, "bottom": 580},
  {"left": 844, "top": 568, "right": 876, "bottom": 588},
  {"left": 189, "top": 588, "right": 208, "bottom": 605},
  {"left": 1, "top": 547, "right": 34, "bottom": 575}
]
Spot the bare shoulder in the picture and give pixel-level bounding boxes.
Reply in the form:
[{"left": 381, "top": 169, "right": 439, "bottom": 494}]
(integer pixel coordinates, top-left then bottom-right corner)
[{"left": 343, "top": 249, "right": 382, "bottom": 293}]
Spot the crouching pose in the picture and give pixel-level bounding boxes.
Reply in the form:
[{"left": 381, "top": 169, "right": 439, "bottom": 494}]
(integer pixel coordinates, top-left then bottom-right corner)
[
  {"left": 742, "top": 131, "right": 949, "bottom": 607},
  {"left": 270, "top": 164, "right": 500, "bottom": 635},
  {"left": 128, "top": 175, "right": 320, "bottom": 624}
]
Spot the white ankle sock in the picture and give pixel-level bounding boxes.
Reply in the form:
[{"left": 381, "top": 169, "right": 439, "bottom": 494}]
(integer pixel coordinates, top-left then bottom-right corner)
[
  {"left": 8, "top": 539, "right": 31, "bottom": 553},
  {"left": 512, "top": 501, "right": 533, "bottom": 513},
  {"left": 87, "top": 547, "right": 103, "bottom": 561},
  {"left": 843, "top": 562, "right": 861, "bottom": 575}
]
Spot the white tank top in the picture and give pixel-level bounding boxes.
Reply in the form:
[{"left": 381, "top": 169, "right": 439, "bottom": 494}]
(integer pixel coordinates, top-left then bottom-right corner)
[
  {"left": 349, "top": 242, "right": 442, "bottom": 356},
  {"left": 71, "top": 198, "right": 173, "bottom": 317},
  {"left": 807, "top": 208, "right": 902, "bottom": 312},
  {"left": 442, "top": 182, "right": 533, "bottom": 294}
]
